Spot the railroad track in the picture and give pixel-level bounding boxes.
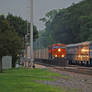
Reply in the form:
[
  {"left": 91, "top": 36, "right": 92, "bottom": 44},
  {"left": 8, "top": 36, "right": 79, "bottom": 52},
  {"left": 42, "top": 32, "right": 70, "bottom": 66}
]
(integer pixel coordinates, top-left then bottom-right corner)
[
  {"left": 54, "top": 66, "right": 92, "bottom": 76},
  {"left": 35, "top": 62, "right": 92, "bottom": 76}
]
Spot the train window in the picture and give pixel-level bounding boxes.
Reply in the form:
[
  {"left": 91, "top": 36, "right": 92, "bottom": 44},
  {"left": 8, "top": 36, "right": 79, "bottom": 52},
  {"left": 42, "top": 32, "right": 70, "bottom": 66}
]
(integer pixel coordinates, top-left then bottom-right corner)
[
  {"left": 60, "top": 46, "right": 65, "bottom": 49},
  {"left": 52, "top": 46, "right": 65, "bottom": 49},
  {"left": 52, "top": 46, "right": 58, "bottom": 49}
]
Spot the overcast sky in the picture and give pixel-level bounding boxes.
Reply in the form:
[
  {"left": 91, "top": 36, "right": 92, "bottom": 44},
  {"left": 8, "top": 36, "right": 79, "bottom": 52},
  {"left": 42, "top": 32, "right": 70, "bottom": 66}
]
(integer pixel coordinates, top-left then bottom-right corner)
[{"left": 0, "top": 0, "right": 82, "bottom": 30}]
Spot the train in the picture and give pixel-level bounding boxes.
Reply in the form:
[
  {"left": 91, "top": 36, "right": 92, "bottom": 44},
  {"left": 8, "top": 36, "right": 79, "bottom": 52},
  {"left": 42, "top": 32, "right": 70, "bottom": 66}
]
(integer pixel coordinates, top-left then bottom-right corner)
[
  {"left": 34, "top": 41, "right": 92, "bottom": 66},
  {"left": 34, "top": 43, "right": 66, "bottom": 59},
  {"left": 34, "top": 43, "right": 67, "bottom": 66},
  {"left": 66, "top": 41, "right": 92, "bottom": 66}
]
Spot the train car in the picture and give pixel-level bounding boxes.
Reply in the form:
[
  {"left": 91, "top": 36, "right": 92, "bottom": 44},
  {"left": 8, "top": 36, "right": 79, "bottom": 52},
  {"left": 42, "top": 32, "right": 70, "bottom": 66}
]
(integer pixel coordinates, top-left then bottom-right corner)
[
  {"left": 66, "top": 41, "right": 92, "bottom": 66},
  {"left": 34, "top": 43, "right": 68, "bottom": 66},
  {"left": 34, "top": 48, "right": 49, "bottom": 60},
  {"left": 48, "top": 43, "right": 66, "bottom": 59}
]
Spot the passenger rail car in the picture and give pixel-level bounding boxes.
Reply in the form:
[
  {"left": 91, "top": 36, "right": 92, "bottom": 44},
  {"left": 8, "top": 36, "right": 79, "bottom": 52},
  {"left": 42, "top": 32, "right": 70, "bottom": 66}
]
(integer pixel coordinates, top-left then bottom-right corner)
[{"left": 66, "top": 41, "right": 92, "bottom": 66}]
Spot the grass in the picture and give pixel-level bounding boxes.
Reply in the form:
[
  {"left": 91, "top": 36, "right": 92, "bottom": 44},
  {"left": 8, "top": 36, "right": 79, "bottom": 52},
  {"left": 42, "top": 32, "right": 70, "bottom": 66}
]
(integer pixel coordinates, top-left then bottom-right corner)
[{"left": 0, "top": 68, "right": 77, "bottom": 92}]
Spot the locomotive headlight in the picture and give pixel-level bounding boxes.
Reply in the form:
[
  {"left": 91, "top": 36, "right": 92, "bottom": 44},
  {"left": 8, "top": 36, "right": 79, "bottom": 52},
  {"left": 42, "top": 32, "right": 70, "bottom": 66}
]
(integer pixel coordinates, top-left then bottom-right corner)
[
  {"left": 58, "top": 48, "right": 61, "bottom": 52},
  {"left": 61, "top": 55, "right": 64, "bottom": 57},
  {"left": 55, "top": 55, "right": 57, "bottom": 57}
]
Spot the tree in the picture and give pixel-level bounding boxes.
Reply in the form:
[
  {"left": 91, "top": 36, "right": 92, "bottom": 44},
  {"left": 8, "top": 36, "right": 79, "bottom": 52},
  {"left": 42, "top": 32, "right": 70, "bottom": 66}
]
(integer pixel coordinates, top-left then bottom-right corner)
[
  {"left": 0, "top": 13, "right": 39, "bottom": 72},
  {"left": 40, "top": 0, "right": 92, "bottom": 45},
  {"left": 7, "top": 13, "right": 27, "bottom": 37},
  {"left": 0, "top": 15, "right": 23, "bottom": 72},
  {"left": 7, "top": 13, "right": 38, "bottom": 40},
  {"left": 39, "top": 10, "right": 59, "bottom": 47}
]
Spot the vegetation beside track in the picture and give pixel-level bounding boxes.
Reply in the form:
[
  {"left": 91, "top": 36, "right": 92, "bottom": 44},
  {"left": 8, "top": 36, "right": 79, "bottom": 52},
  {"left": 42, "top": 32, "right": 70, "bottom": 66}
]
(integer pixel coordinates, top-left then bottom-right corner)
[{"left": 0, "top": 68, "right": 79, "bottom": 92}]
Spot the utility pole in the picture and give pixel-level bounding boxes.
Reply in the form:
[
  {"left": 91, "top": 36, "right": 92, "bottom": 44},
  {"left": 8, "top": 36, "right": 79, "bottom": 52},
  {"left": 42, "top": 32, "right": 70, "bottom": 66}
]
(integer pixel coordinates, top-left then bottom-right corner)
[{"left": 30, "top": 0, "right": 34, "bottom": 68}]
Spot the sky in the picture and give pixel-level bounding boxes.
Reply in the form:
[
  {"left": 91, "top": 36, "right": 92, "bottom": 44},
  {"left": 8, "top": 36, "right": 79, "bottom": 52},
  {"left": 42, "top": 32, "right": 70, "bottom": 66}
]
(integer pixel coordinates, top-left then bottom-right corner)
[{"left": 0, "top": 0, "right": 82, "bottom": 30}]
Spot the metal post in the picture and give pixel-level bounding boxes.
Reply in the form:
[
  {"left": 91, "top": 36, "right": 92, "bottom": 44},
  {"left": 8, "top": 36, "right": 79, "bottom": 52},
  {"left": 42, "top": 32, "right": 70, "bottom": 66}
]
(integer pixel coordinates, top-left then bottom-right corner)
[
  {"left": 30, "top": 0, "right": 34, "bottom": 68},
  {"left": 39, "top": 38, "right": 41, "bottom": 59}
]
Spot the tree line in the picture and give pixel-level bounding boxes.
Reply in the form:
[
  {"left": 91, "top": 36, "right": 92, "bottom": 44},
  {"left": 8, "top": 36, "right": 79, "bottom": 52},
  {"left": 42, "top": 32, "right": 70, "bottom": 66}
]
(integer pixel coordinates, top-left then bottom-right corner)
[{"left": 40, "top": 0, "right": 92, "bottom": 47}]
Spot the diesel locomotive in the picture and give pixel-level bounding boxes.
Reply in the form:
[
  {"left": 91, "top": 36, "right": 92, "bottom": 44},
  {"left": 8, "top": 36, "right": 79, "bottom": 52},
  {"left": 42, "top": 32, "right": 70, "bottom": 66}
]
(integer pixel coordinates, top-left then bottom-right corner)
[
  {"left": 34, "top": 43, "right": 67, "bottom": 66},
  {"left": 34, "top": 43, "right": 66, "bottom": 60},
  {"left": 48, "top": 43, "right": 66, "bottom": 59}
]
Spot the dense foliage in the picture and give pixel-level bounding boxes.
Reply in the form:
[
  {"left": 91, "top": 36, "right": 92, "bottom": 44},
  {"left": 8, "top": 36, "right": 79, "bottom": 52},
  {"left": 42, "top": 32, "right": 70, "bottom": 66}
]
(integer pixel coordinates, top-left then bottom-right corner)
[
  {"left": 40, "top": 0, "right": 92, "bottom": 47},
  {"left": 0, "top": 15, "right": 23, "bottom": 71},
  {"left": 7, "top": 13, "right": 38, "bottom": 40},
  {"left": 0, "top": 14, "right": 38, "bottom": 71}
]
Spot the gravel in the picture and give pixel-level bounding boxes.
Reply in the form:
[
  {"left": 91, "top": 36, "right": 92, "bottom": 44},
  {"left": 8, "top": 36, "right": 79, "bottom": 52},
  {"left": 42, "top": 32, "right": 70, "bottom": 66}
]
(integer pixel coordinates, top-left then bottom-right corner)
[{"left": 37, "top": 65, "right": 92, "bottom": 92}]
